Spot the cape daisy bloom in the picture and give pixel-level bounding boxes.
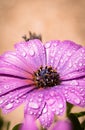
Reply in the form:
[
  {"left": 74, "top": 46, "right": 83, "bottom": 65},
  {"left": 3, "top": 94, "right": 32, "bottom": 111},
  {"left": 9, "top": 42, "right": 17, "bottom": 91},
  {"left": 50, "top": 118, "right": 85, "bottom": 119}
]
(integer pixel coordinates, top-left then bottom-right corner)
[{"left": 0, "top": 39, "right": 85, "bottom": 128}]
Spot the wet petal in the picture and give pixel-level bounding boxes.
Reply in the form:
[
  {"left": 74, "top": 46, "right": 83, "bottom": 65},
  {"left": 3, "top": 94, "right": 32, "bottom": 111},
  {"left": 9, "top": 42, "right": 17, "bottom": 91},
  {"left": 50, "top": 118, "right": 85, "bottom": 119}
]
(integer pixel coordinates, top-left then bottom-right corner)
[
  {"left": 0, "top": 85, "right": 35, "bottom": 113},
  {"left": 24, "top": 90, "right": 45, "bottom": 119},
  {"left": 39, "top": 87, "right": 66, "bottom": 127},
  {"left": 61, "top": 81, "right": 85, "bottom": 107},
  {"left": 0, "top": 76, "right": 33, "bottom": 96},
  {"left": 57, "top": 40, "right": 81, "bottom": 72},
  {"left": 0, "top": 52, "right": 33, "bottom": 78},
  {"left": 61, "top": 47, "right": 85, "bottom": 79},
  {"left": 51, "top": 120, "right": 73, "bottom": 130},
  {"left": 15, "top": 39, "right": 46, "bottom": 70},
  {"left": 25, "top": 88, "right": 66, "bottom": 128},
  {"left": 21, "top": 115, "right": 38, "bottom": 130},
  {"left": 39, "top": 103, "right": 54, "bottom": 128},
  {"left": 44, "top": 40, "right": 81, "bottom": 71}
]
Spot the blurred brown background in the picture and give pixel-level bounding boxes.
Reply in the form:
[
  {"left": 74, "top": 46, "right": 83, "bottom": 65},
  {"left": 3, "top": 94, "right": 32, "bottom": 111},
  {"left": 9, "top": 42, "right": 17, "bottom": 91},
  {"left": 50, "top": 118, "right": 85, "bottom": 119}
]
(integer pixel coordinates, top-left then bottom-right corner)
[{"left": 0, "top": 0, "right": 85, "bottom": 129}]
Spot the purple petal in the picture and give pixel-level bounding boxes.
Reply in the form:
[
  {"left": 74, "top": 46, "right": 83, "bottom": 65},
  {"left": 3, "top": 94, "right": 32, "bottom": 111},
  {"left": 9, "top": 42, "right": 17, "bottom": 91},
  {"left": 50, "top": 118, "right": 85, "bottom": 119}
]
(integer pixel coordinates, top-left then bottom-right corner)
[
  {"left": 44, "top": 40, "right": 81, "bottom": 71},
  {"left": 0, "top": 52, "right": 33, "bottom": 78},
  {"left": 25, "top": 88, "right": 66, "bottom": 128},
  {"left": 0, "top": 76, "right": 33, "bottom": 96},
  {"left": 21, "top": 115, "right": 38, "bottom": 130},
  {"left": 57, "top": 40, "right": 81, "bottom": 72},
  {"left": 24, "top": 90, "right": 45, "bottom": 119},
  {"left": 0, "top": 85, "right": 35, "bottom": 113},
  {"left": 39, "top": 103, "right": 54, "bottom": 128},
  {"left": 51, "top": 120, "right": 73, "bottom": 130},
  {"left": 38, "top": 87, "right": 66, "bottom": 127},
  {"left": 61, "top": 47, "right": 85, "bottom": 79},
  {"left": 15, "top": 39, "right": 46, "bottom": 70},
  {"left": 61, "top": 80, "right": 85, "bottom": 107}
]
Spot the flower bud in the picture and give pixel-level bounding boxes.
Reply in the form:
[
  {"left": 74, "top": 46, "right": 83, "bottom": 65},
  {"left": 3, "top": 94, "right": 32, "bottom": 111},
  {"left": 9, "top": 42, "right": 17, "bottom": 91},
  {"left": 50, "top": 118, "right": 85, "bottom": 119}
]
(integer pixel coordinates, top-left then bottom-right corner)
[
  {"left": 52, "top": 120, "right": 73, "bottom": 130},
  {"left": 21, "top": 115, "right": 38, "bottom": 130}
]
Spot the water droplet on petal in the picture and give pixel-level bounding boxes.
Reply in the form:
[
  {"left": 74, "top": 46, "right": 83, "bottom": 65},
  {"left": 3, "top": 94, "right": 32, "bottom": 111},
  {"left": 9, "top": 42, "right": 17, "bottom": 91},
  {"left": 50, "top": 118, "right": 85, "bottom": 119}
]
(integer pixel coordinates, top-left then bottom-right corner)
[
  {"left": 29, "top": 102, "right": 39, "bottom": 109},
  {"left": 43, "top": 107, "right": 47, "bottom": 114},
  {"left": 68, "top": 63, "right": 72, "bottom": 68},
  {"left": 53, "top": 43, "right": 57, "bottom": 47},
  {"left": 67, "top": 52, "right": 72, "bottom": 56},
  {"left": 39, "top": 94, "right": 43, "bottom": 98},
  {"left": 15, "top": 96, "right": 18, "bottom": 99},
  {"left": 0, "top": 100, "right": 3, "bottom": 104},
  {"left": 79, "top": 63, "right": 83, "bottom": 67},
  {"left": 50, "top": 91, "right": 55, "bottom": 96},
  {"left": 60, "top": 109, "right": 63, "bottom": 113},
  {"left": 29, "top": 111, "right": 33, "bottom": 114},
  {"left": 29, "top": 49, "right": 35, "bottom": 56},
  {"left": 4, "top": 85, "right": 9, "bottom": 89},
  {"left": 51, "top": 60, "right": 53, "bottom": 63},
  {"left": 74, "top": 98, "right": 81, "bottom": 104},
  {"left": 58, "top": 103, "right": 63, "bottom": 108},
  {"left": 5, "top": 103, "right": 13, "bottom": 109},
  {"left": 38, "top": 98, "right": 43, "bottom": 102},
  {"left": 48, "top": 99, "right": 55, "bottom": 105},
  {"left": 10, "top": 99, "right": 14, "bottom": 103},
  {"left": 22, "top": 52, "right": 27, "bottom": 57},
  {"left": 71, "top": 80, "right": 78, "bottom": 85},
  {"left": 56, "top": 111, "right": 59, "bottom": 115},
  {"left": 45, "top": 43, "right": 51, "bottom": 48},
  {"left": 15, "top": 99, "right": 20, "bottom": 103}
]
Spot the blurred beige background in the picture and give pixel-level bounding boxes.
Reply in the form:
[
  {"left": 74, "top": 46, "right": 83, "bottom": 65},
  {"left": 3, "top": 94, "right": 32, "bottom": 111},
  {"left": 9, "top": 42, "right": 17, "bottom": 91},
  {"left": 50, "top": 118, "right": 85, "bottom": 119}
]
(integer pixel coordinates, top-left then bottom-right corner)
[{"left": 0, "top": 0, "right": 85, "bottom": 129}]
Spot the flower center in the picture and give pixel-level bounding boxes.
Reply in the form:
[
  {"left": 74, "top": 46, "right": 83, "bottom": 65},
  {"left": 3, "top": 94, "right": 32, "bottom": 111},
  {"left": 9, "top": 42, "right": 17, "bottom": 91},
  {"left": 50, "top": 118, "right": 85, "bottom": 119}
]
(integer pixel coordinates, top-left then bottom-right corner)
[{"left": 33, "top": 66, "right": 61, "bottom": 88}]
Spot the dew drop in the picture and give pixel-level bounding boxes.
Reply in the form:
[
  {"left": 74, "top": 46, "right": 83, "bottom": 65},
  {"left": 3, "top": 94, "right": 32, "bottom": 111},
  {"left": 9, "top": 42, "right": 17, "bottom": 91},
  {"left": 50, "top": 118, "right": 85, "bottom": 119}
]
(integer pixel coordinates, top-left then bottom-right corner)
[
  {"left": 15, "top": 96, "right": 18, "bottom": 99},
  {"left": 15, "top": 99, "right": 19, "bottom": 103},
  {"left": 5, "top": 103, "right": 13, "bottom": 109},
  {"left": 60, "top": 109, "right": 63, "bottom": 113},
  {"left": 74, "top": 98, "right": 81, "bottom": 104},
  {"left": 71, "top": 80, "right": 78, "bottom": 85},
  {"left": 58, "top": 103, "right": 63, "bottom": 108},
  {"left": 48, "top": 99, "right": 55, "bottom": 105},
  {"left": 51, "top": 60, "right": 53, "bottom": 63},
  {"left": 79, "top": 63, "right": 83, "bottom": 67},
  {"left": 39, "top": 94, "right": 43, "bottom": 98},
  {"left": 50, "top": 91, "right": 55, "bottom": 96},
  {"left": 56, "top": 111, "right": 59, "bottom": 115},
  {"left": 30, "top": 98, "right": 33, "bottom": 102},
  {"left": 67, "top": 52, "right": 72, "bottom": 56},
  {"left": 29, "top": 102, "right": 39, "bottom": 109},
  {"left": 43, "top": 107, "right": 47, "bottom": 114},
  {"left": 52, "top": 108, "right": 56, "bottom": 112},
  {"left": 29, "top": 49, "right": 35, "bottom": 56},
  {"left": 0, "top": 100, "right": 3, "bottom": 104},
  {"left": 29, "top": 111, "right": 33, "bottom": 114},
  {"left": 38, "top": 98, "right": 43, "bottom": 102},
  {"left": 41, "top": 118, "right": 45, "bottom": 121},
  {"left": 50, "top": 52, "right": 55, "bottom": 57},
  {"left": 80, "top": 88, "right": 84, "bottom": 92},
  {"left": 22, "top": 52, "right": 27, "bottom": 57},
  {"left": 53, "top": 43, "right": 57, "bottom": 47},
  {"left": 4, "top": 85, "right": 9, "bottom": 89},
  {"left": 10, "top": 99, "right": 14, "bottom": 103},
  {"left": 45, "top": 43, "right": 51, "bottom": 48},
  {"left": 68, "top": 63, "right": 72, "bottom": 68}
]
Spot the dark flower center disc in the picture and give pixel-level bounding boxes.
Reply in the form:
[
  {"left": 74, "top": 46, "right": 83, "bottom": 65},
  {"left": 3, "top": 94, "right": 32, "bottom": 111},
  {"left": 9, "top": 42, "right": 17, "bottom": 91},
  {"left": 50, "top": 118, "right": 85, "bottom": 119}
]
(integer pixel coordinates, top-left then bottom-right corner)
[{"left": 33, "top": 66, "right": 61, "bottom": 88}]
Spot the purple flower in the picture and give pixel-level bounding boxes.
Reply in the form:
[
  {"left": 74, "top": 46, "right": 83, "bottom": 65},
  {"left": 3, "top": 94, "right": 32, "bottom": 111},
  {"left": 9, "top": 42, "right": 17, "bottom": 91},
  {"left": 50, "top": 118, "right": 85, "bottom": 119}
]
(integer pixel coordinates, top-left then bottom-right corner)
[
  {"left": 51, "top": 120, "right": 73, "bottom": 130},
  {"left": 0, "top": 39, "right": 85, "bottom": 128},
  {"left": 21, "top": 115, "right": 38, "bottom": 130}
]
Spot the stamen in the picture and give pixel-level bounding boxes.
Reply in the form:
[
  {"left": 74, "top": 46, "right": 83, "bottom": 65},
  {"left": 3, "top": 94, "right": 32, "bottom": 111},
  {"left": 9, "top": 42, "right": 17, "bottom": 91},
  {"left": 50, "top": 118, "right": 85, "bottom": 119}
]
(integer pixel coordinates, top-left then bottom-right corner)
[{"left": 33, "top": 66, "right": 61, "bottom": 88}]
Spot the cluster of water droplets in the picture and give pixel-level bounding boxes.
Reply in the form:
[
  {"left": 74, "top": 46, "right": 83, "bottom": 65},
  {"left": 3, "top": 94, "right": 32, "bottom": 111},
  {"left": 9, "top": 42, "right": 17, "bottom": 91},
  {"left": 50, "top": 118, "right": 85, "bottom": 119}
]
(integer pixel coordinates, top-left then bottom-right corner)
[
  {"left": 25, "top": 88, "right": 65, "bottom": 127},
  {"left": 0, "top": 91, "right": 27, "bottom": 113}
]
